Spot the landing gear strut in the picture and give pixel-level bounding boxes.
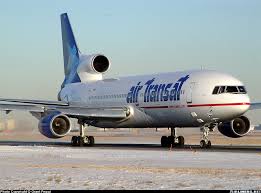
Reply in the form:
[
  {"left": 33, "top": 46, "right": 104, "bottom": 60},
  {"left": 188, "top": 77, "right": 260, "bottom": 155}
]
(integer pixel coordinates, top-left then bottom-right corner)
[
  {"left": 200, "top": 127, "right": 212, "bottom": 148},
  {"left": 71, "top": 120, "right": 95, "bottom": 147},
  {"left": 161, "top": 127, "right": 185, "bottom": 148}
]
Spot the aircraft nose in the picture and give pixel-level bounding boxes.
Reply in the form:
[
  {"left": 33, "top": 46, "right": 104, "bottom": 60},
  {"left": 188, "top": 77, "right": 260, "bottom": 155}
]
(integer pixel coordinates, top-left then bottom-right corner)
[
  {"left": 246, "top": 94, "right": 250, "bottom": 103},
  {"left": 238, "top": 94, "right": 250, "bottom": 114}
]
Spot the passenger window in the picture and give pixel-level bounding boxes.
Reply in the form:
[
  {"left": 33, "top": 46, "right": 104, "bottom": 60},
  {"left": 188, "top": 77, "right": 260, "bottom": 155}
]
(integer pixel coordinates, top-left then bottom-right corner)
[{"left": 212, "top": 86, "right": 219, "bottom": 94}]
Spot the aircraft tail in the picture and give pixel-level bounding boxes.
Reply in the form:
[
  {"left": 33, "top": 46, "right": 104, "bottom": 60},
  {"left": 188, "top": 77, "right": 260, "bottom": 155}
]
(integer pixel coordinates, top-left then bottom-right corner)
[{"left": 60, "top": 13, "right": 81, "bottom": 88}]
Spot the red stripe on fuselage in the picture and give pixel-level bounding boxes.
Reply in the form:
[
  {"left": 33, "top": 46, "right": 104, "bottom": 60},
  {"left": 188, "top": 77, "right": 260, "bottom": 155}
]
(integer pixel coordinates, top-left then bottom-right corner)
[
  {"left": 140, "top": 103, "right": 250, "bottom": 109},
  {"left": 187, "top": 102, "right": 250, "bottom": 107},
  {"left": 142, "top": 106, "right": 169, "bottom": 109}
]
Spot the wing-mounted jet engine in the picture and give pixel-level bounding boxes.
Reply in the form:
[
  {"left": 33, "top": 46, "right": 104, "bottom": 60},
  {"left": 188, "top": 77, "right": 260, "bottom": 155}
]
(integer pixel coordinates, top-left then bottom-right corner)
[
  {"left": 38, "top": 111, "right": 71, "bottom": 138},
  {"left": 218, "top": 116, "right": 251, "bottom": 138},
  {"left": 77, "top": 54, "right": 110, "bottom": 82}
]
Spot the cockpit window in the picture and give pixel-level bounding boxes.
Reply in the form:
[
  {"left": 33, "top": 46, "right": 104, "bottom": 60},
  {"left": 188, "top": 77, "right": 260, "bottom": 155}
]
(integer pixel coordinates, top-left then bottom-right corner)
[
  {"left": 212, "top": 86, "right": 219, "bottom": 94},
  {"left": 226, "top": 86, "right": 238, "bottom": 93},
  {"left": 212, "top": 86, "right": 247, "bottom": 95},
  {"left": 238, "top": 86, "right": 247, "bottom": 94},
  {"left": 218, "top": 86, "right": 225, "bottom": 94}
]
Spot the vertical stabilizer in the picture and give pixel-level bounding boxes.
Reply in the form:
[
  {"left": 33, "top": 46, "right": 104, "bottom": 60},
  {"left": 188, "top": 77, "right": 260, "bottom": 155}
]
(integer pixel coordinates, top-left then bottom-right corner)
[{"left": 60, "top": 13, "right": 81, "bottom": 87}]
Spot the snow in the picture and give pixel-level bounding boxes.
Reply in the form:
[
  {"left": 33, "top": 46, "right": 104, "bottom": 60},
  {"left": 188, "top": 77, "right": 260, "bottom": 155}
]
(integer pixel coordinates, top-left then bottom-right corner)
[{"left": 0, "top": 145, "right": 260, "bottom": 189}]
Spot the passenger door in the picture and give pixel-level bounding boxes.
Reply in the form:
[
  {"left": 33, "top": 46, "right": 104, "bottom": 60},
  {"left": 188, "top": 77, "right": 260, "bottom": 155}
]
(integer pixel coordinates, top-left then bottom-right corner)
[{"left": 186, "top": 82, "right": 196, "bottom": 104}]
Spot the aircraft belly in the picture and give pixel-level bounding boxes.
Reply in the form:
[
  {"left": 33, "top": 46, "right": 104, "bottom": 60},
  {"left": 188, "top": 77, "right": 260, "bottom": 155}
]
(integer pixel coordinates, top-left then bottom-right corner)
[
  {"left": 185, "top": 105, "right": 249, "bottom": 125},
  {"left": 93, "top": 106, "right": 153, "bottom": 128},
  {"left": 186, "top": 107, "right": 213, "bottom": 125},
  {"left": 92, "top": 106, "right": 195, "bottom": 128},
  {"left": 210, "top": 106, "right": 248, "bottom": 122},
  {"left": 143, "top": 108, "right": 187, "bottom": 127}
]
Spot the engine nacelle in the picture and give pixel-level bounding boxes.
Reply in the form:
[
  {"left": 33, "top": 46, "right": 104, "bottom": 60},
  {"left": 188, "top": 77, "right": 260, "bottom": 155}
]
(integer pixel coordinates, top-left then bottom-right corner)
[
  {"left": 38, "top": 112, "right": 71, "bottom": 139},
  {"left": 218, "top": 116, "right": 251, "bottom": 138},
  {"left": 77, "top": 54, "right": 110, "bottom": 82}
]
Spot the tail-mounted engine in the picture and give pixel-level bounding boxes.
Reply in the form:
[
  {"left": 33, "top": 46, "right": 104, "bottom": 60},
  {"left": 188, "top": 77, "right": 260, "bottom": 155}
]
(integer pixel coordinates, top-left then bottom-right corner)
[
  {"left": 218, "top": 116, "right": 251, "bottom": 138},
  {"left": 38, "top": 112, "right": 71, "bottom": 139},
  {"left": 77, "top": 54, "right": 110, "bottom": 82}
]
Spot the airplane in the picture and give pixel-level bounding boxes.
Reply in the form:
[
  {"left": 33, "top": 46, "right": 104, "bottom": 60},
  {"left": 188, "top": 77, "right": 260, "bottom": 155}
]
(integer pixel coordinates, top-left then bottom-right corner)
[{"left": 0, "top": 12, "right": 260, "bottom": 148}]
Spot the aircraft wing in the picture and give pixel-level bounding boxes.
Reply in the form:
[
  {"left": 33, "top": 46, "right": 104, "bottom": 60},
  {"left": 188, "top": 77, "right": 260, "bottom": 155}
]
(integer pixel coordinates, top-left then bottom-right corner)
[
  {"left": 0, "top": 98, "right": 68, "bottom": 106},
  {"left": 249, "top": 103, "right": 261, "bottom": 110},
  {"left": 0, "top": 103, "right": 44, "bottom": 112},
  {"left": 0, "top": 98, "right": 129, "bottom": 119}
]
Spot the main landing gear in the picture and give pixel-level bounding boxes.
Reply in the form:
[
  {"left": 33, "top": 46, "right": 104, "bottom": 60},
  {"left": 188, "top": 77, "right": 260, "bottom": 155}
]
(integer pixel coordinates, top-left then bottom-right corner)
[
  {"left": 161, "top": 127, "right": 185, "bottom": 148},
  {"left": 71, "top": 120, "right": 95, "bottom": 147},
  {"left": 200, "top": 127, "right": 212, "bottom": 148}
]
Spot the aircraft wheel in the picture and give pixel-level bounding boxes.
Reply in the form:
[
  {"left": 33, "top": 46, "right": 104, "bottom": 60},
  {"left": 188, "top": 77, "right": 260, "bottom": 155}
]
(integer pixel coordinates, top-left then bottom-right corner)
[
  {"left": 167, "top": 136, "right": 175, "bottom": 147},
  {"left": 200, "top": 140, "right": 206, "bottom": 148},
  {"left": 206, "top": 140, "right": 212, "bottom": 148},
  {"left": 71, "top": 136, "right": 78, "bottom": 146},
  {"left": 88, "top": 136, "right": 95, "bottom": 147},
  {"left": 161, "top": 136, "right": 168, "bottom": 147},
  {"left": 78, "top": 137, "right": 85, "bottom": 147},
  {"left": 177, "top": 136, "right": 185, "bottom": 147}
]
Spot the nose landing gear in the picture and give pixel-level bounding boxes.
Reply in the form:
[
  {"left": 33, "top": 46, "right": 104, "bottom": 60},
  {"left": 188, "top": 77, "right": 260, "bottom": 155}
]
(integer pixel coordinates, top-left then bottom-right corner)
[
  {"left": 200, "top": 126, "right": 212, "bottom": 148},
  {"left": 161, "top": 127, "right": 185, "bottom": 148}
]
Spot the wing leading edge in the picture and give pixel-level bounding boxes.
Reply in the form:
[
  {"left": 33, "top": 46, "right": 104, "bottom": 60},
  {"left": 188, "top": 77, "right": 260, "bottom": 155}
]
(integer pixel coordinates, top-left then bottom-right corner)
[{"left": 0, "top": 98, "right": 129, "bottom": 120}]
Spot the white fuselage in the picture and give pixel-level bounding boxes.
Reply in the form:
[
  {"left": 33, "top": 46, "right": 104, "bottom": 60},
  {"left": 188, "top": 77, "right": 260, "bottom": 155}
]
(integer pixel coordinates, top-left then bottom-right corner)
[{"left": 59, "top": 70, "right": 250, "bottom": 128}]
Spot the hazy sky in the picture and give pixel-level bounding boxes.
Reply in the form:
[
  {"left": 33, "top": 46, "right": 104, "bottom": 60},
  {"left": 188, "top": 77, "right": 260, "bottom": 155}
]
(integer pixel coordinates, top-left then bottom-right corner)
[{"left": 0, "top": 0, "right": 260, "bottom": 102}]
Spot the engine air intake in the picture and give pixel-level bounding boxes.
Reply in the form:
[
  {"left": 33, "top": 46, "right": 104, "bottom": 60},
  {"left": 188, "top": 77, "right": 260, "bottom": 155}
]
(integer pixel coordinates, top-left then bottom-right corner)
[
  {"left": 92, "top": 55, "right": 110, "bottom": 73},
  {"left": 218, "top": 116, "right": 251, "bottom": 138}
]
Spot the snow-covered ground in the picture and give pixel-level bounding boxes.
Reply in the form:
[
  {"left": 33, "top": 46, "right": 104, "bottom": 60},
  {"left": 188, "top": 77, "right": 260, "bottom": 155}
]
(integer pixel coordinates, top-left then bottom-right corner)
[{"left": 0, "top": 145, "right": 260, "bottom": 190}]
